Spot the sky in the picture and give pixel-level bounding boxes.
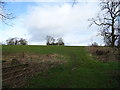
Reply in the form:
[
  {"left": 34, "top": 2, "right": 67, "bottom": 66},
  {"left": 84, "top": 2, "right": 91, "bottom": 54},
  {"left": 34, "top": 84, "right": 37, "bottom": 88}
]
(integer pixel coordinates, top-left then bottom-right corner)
[{"left": 0, "top": 0, "right": 105, "bottom": 46}]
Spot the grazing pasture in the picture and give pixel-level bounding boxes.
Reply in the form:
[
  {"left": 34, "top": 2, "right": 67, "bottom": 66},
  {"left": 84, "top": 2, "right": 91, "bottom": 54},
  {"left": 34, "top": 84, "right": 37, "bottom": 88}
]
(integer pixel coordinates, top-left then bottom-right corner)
[{"left": 2, "top": 45, "right": 120, "bottom": 88}]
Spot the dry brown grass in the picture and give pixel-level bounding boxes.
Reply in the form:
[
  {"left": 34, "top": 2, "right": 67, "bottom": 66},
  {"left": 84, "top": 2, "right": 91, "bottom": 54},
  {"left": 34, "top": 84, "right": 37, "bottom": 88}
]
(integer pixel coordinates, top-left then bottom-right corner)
[
  {"left": 2, "top": 53, "right": 67, "bottom": 68},
  {"left": 2, "top": 53, "right": 67, "bottom": 88},
  {"left": 87, "top": 46, "right": 120, "bottom": 62}
]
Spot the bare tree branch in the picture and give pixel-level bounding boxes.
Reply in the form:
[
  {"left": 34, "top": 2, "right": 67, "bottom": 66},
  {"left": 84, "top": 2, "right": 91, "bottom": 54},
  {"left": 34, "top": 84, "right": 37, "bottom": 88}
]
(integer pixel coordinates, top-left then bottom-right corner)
[
  {"left": 0, "top": 1, "right": 15, "bottom": 25},
  {"left": 89, "top": 0, "right": 120, "bottom": 47},
  {"left": 93, "top": 20, "right": 112, "bottom": 26},
  {"left": 72, "top": 0, "right": 77, "bottom": 7}
]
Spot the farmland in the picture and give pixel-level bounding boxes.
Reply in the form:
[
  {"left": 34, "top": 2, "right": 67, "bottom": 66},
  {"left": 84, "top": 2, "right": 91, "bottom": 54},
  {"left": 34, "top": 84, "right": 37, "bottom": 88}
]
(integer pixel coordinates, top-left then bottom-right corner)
[{"left": 2, "top": 45, "right": 120, "bottom": 88}]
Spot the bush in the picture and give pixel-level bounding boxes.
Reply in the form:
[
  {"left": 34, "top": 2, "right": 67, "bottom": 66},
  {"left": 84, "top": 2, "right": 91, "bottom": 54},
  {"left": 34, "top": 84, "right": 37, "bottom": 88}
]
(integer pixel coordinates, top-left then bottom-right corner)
[
  {"left": 95, "top": 50, "right": 109, "bottom": 55},
  {"left": 91, "top": 42, "right": 99, "bottom": 47}
]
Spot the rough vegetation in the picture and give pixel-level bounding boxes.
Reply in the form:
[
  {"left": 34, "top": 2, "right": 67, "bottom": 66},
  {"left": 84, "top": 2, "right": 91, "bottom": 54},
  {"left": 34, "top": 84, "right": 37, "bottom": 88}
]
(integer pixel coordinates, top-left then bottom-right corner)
[
  {"left": 87, "top": 46, "right": 120, "bottom": 62},
  {"left": 2, "top": 45, "right": 120, "bottom": 88}
]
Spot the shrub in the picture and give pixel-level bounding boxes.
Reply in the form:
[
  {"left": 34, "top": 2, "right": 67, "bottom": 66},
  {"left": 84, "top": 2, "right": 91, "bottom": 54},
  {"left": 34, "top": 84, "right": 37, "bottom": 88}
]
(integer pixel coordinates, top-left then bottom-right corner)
[{"left": 91, "top": 42, "right": 99, "bottom": 47}]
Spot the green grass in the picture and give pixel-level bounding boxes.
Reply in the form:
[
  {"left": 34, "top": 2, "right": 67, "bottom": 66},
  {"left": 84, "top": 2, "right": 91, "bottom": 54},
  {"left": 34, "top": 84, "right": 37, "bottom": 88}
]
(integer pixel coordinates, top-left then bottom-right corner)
[{"left": 2, "top": 45, "right": 120, "bottom": 88}]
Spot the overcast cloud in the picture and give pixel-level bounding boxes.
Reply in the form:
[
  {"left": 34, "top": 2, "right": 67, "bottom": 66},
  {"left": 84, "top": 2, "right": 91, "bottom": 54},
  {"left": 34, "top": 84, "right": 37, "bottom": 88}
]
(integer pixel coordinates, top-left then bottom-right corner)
[
  {"left": 23, "top": 2, "right": 103, "bottom": 45},
  {"left": 0, "top": 1, "right": 104, "bottom": 46}
]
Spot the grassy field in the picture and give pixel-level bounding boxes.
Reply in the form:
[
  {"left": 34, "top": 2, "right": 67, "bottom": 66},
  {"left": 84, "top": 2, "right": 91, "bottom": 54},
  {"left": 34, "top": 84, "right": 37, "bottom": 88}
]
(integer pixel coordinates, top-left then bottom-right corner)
[{"left": 2, "top": 45, "right": 120, "bottom": 88}]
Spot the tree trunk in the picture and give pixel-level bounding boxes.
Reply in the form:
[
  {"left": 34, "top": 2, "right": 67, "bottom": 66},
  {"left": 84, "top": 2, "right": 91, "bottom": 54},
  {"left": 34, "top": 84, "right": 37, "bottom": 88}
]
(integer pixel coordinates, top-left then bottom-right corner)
[{"left": 111, "top": 19, "right": 115, "bottom": 47}]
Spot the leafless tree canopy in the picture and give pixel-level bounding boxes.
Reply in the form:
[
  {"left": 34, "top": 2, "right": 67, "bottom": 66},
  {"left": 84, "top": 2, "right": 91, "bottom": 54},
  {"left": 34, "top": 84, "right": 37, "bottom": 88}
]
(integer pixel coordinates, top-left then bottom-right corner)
[
  {"left": 46, "top": 36, "right": 64, "bottom": 46},
  {"left": 89, "top": 0, "right": 120, "bottom": 47},
  {"left": 0, "top": 0, "right": 15, "bottom": 25},
  {"left": 6, "top": 37, "right": 28, "bottom": 45}
]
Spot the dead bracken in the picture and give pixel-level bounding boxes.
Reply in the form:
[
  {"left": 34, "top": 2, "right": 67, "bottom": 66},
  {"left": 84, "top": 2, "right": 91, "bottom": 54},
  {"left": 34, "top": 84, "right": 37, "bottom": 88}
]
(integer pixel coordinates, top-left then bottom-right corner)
[
  {"left": 87, "top": 46, "right": 120, "bottom": 62},
  {"left": 2, "top": 53, "right": 67, "bottom": 88},
  {"left": 2, "top": 53, "right": 67, "bottom": 67}
]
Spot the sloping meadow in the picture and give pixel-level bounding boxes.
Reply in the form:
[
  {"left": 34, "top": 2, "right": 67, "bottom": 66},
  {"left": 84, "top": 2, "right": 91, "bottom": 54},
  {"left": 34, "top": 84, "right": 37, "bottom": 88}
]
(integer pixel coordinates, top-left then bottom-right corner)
[{"left": 2, "top": 45, "right": 120, "bottom": 88}]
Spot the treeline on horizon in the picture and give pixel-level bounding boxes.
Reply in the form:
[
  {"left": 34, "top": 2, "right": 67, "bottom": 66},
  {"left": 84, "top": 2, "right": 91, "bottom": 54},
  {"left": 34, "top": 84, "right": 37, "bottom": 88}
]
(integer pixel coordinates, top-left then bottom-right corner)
[{"left": 1, "top": 36, "right": 65, "bottom": 46}]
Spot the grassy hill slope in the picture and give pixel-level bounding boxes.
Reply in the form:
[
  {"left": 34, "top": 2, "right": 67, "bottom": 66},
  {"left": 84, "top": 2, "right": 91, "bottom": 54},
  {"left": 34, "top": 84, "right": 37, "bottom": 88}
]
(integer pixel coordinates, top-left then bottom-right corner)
[{"left": 2, "top": 45, "right": 120, "bottom": 88}]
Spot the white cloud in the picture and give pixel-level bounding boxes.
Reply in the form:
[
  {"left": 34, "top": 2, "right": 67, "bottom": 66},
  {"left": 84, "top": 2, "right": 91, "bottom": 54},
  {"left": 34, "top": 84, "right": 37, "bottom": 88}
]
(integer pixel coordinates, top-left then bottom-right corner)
[
  {"left": 0, "top": 2, "right": 104, "bottom": 46},
  {"left": 23, "top": 2, "right": 103, "bottom": 45},
  {"left": 0, "top": 17, "right": 30, "bottom": 44}
]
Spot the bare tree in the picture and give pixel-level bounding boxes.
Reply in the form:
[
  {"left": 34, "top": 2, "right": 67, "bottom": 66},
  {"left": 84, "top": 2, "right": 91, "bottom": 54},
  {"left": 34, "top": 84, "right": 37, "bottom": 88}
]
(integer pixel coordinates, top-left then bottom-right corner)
[
  {"left": 117, "top": 5, "right": 120, "bottom": 47},
  {"left": 46, "top": 36, "right": 55, "bottom": 45},
  {"left": 57, "top": 38, "right": 63, "bottom": 44},
  {"left": 46, "top": 36, "right": 64, "bottom": 46},
  {"left": 6, "top": 37, "right": 27, "bottom": 45},
  {"left": 51, "top": 37, "right": 55, "bottom": 45},
  {"left": 46, "top": 36, "right": 51, "bottom": 45},
  {"left": 117, "top": 36, "right": 120, "bottom": 46},
  {"left": 19, "top": 38, "right": 28, "bottom": 45},
  {"left": 89, "top": 0, "right": 120, "bottom": 47},
  {"left": 72, "top": 0, "right": 78, "bottom": 7},
  {"left": 0, "top": 0, "right": 15, "bottom": 25},
  {"left": 57, "top": 37, "right": 64, "bottom": 45},
  {"left": 6, "top": 38, "right": 15, "bottom": 45},
  {"left": 91, "top": 42, "right": 99, "bottom": 46}
]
